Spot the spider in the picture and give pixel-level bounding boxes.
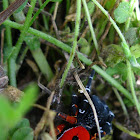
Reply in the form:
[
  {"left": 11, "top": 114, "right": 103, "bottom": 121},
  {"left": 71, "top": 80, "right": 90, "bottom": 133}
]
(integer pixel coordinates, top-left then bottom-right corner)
[{"left": 56, "top": 70, "right": 114, "bottom": 140}]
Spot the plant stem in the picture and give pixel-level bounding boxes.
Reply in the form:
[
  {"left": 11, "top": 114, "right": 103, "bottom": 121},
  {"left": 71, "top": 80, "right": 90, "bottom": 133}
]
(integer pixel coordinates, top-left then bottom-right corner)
[
  {"left": 60, "top": 0, "right": 81, "bottom": 88},
  {"left": 125, "top": 0, "right": 136, "bottom": 31},
  {"left": 91, "top": 0, "right": 127, "bottom": 44},
  {"left": 17, "top": 47, "right": 28, "bottom": 66},
  {"left": 3, "top": 0, "right": 13, "bottom": 86},
  {"left": 96, "top": 18, "right": 108, "bottom": 40},
  {"left": 113, "top": 122, "right": 140, "bottom": 139},
  {"left": 66, "top": 0, "right": 70, "bottom": 15},
  {"left": 82, "top": 0, "right": 99, "bottom": 55},
  {"left": 9, "top": 0, "right": 37, "bottom": 86},
  {"left": 2, "top": 0, "right": 12, "bottom": 48},
  {"left": 135, "top": 0, "right": 140, "bottom": 21},
  {"left": 38, "top": 0, "right": 49, "bottom": 30},
  {"left": 3, "top": 20, "right": 134, "bottom": 103},
  {"left": 11, "top": 0, "right": 53, "bottom": 82},
  {"left": 127, "top": 60, "right": 140, "bottom": 115},
  {"left": 13, "top": 0, "right": 37, "bottom": 59},
  {"left": 113, "top": 87, "right": 128, "bottom": 116},
  {"left": 8, "top": 58, "right": 16, "bottom": 86},
  {"left": 29, "top": 0, "right": 50, "bottom": 27}
]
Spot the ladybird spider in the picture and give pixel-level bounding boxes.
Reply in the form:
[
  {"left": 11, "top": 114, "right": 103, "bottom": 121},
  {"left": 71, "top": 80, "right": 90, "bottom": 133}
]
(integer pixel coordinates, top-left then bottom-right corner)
[{"left": 56, "top": 70, "right": 114, "bottom": 140}]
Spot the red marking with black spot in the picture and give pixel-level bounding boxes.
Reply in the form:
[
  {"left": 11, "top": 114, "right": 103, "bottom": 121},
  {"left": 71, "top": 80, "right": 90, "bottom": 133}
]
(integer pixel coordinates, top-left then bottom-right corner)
[{"left": 57, "top": 126, "right": 90, "bottom": 140}]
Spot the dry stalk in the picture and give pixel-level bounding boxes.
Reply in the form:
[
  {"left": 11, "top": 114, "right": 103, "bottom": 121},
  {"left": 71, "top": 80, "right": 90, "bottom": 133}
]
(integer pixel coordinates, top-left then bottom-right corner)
[
  {"left": 74, "top": 71, "right": 102, "bottom": 140},
  {"left": 33, "top": 104, "right": 47, "bottom": 111},
  {"left": 34, "top": 91, "right": 56, "bottom": 140}
]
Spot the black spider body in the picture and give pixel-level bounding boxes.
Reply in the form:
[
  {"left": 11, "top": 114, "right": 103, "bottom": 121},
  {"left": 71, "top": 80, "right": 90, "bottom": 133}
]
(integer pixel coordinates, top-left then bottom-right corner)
[
  {"left": 73, "top": 94, "right": 114, "bottom": 136},
  {"left": 57, "top": 70, "right": 114, "bottom": 139},
  {"left": 70, "top": 70, "right": 114, "bottom": 136}
]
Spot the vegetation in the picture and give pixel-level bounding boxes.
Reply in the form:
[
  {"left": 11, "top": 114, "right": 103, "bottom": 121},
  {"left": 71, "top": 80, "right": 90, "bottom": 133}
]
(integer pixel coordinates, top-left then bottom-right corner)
[{"left": 0, "top": 0, "right": 140, "bottom": 139}]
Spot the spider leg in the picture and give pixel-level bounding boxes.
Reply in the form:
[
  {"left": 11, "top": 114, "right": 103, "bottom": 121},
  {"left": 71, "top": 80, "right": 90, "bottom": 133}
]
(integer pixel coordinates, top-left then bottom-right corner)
[
  {"left": 101, "top": 121, "right": 112, "bottom": 135},
  {"left": 71, "top": 92, "right": 79, "bottom": 116},
  {"left": 57, "top": 112, "right": 77, "bottom": 124},
  {"left": 55, "top": 124, "right": 66, "bottom": 136},
  {"left": 98, "top": 110, "right": 114, "bottom": 136},
  {"left": 91, "top": 129, "right": 106, "bottom": 140},
  {"left": 85, "top": 70, "right": 95, "bottom": 94},
  {"left": 57, "top": 93, "right": 78, "bottom": 125},
  {"left": 91, "top": 121, "right": 112, "bottom": 139},
  {"left": 91, "top": 133, "right": 97, "bottom": 140}
]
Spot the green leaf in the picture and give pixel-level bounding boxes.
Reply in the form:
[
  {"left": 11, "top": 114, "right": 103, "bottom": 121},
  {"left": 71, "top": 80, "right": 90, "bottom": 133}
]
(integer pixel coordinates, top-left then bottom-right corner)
[
  {"left": 16, "top": 83, "right": 38, "bottom": 117},
  {"left": 0, "top": 96, "right": 16, "bottom": 127},
  {"left": 9, "top": 119, "right": 30, "bottom": 137},
  {"left": 0, "top": 83, "right": 38, "bottom": 133},
  {"left": 0, "top": 125, "right": 7, "bottom": 140},
  {"left": 11, "top": 127, "right": 33, "bottom": 140},
  {"left": 101, "top": 44, "right": 125, "bottom": 67},
  {"left": 114, "top": 2, "right": 130, "bottom": 23},
  {"left": 125, "top": 28, "right": 139, "bottom": 46},
  {"left": 106, "top": 62, "right": 127, "bottom": 83},
  {"left": 132, "top": 58, "right": 140, "bottom": 75},
  {"left": 15, "top": 0, "right": 28, "bottom": 13},
  {"left": 130, "top": 44, "right": 140, "bottom": 59},
  {"left": 24, "top": 34, "right": 40, "bottom": 50}
]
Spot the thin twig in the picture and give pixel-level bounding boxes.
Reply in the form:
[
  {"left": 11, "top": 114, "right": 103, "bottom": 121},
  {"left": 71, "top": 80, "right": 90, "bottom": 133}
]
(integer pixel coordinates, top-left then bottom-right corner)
[
  {"left": 87, "top": 61, "right": 107, "bottom": 71},
  {"left": 51, "top": 2, "right": 60, "bottom": 39},
  {"left": 53, "top": 2, "right": 59, "bottom": 20},
  {"left": 38, "top": 74, "right": 52, "bottom": 95},
  {"left": 34, "top": 91, "right": 56, "bottom": 140},
  {"left": 26, "top": 5, "right": 60, "bottom": 39},
  {"left": 98, "top": 1, "right": 118, "bottom": 45},
  {"left": 75, "top": 53, "right": 85, "bottom": 69},
  {"left": 98, "top": 22, "right": 111, "bottom": 45},
  {"left": 81, "top": 11, "right": 100, "bottom": 38},
  {"left": 33, "top": 104, "right": 47, "bottom": 111}
]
